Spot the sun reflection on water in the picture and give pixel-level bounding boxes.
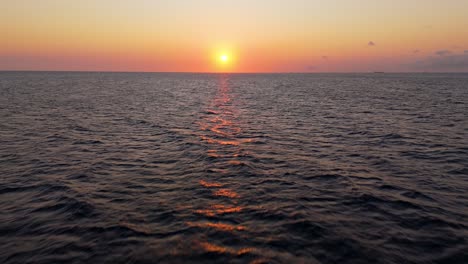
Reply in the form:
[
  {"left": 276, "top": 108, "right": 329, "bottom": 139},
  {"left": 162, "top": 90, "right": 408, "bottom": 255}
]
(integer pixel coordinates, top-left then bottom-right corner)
[
  {"left": 184, "top": 74, "right": 260, "bottom": 259},
  {"left": 213, "top": 188, "right": 240, "bottom": 198},
  {"left": 199, "top": 180, "right": 223, "bottom": 188},
  {"left": 194, "top": 204, "right": 243, "bottom": 217},
  {"left": 198, "top": 241, "right": 254, "bottom": 256},
  {"left": 186, "top": 221, "right": 246, "bottom": 231}
]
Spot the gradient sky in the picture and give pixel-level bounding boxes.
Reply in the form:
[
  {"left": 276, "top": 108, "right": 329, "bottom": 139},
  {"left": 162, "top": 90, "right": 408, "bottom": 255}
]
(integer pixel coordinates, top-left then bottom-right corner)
[{"left": 2, "top": 0, "right": 468, "bottom": 72}]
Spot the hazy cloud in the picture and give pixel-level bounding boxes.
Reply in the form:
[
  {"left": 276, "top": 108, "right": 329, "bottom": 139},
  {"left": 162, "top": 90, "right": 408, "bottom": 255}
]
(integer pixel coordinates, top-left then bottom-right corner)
[
  {"left": 413, "top": 50, "right": 420, "bottom": 54},
  {"left": 464, "top": 50, "right": 468, "bottom": 54},
  {"left": 411, "top": 53, "right": 468, "bottom": 71},
  {"left": 435, "top": 50, "right": 452, "bottom": 56},
  {"left": 307, "top": 65, "right": 319, "bottom": 71},
  {"left": 368, "top": 41, "right": 376, "bottom": 47},
  {"left": 322, "top": 56, "right": 328, "bottom": 60}
]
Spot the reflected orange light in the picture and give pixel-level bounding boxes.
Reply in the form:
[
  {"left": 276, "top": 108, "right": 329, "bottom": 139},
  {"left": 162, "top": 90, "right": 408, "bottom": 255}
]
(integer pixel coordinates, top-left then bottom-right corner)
[
  {"left": 207, "top": 151, "right": 223, "bottom": 158},
  {"left": 198, "top": 242, "right": 253, "bottom": 256},
  {"left": 195, "top": 204, "right": 243, "bottom": 216},
  {"left": 200, "top": 180, "right": 223, "bottom": 188},
  {"left": 210, "top": 126, "right": 230, "bottom": 137},
  {"left": 213, "top": 189, "right": 239, "bottom": 198},
  {"left": 199, "top": 242, "right": 228, "bottom": 254},
  {"left": 227, "top": 160, "right": 243, "bottom": 166},
  {"left": 200, "top": 135, "right": 241, "bottom": 146},
  {"left": 209, "top": 117, "right": 233, "bottom": 125},
  {"left": 187, "top": 221, "right": 246, "bottom": 231}
]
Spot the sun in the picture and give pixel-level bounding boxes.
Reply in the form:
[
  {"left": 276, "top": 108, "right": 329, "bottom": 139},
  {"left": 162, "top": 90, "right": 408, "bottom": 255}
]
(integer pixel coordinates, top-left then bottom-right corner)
[
  {"left": 212, "top": 50, "right": 235, "bottom": 71},
  {"left": 219, "top": 54, "right": 229, "bottom": 63}
]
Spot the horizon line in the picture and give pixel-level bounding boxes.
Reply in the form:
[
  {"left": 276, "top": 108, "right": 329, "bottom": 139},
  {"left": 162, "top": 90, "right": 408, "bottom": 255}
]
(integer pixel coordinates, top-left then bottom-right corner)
[{"left": 1, "top": 70, "right": 468, "bottom": 74}]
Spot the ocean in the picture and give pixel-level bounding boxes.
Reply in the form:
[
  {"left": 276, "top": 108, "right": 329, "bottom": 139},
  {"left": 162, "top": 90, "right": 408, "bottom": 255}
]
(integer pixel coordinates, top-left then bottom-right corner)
[{"left": 1, "top": 72, "right": 467, "bottom": 263}]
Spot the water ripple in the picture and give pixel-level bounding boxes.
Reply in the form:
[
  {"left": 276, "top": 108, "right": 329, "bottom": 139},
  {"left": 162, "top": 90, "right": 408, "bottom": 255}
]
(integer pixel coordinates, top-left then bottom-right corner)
[{"left": 1, "top": 72, "right": 468, "bottom": 263}]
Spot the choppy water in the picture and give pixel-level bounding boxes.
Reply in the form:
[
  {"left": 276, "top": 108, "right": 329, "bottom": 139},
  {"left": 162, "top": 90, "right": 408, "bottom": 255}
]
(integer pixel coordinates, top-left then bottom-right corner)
[{"left": 1, "top": 72, "right": 468, "bottom": 264}]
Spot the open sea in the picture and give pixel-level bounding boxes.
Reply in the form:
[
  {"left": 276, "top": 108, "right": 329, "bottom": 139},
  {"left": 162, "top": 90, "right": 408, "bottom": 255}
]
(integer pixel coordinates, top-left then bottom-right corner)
[{"left": 0, "top": 72, "right": 467, "bottom": 264}]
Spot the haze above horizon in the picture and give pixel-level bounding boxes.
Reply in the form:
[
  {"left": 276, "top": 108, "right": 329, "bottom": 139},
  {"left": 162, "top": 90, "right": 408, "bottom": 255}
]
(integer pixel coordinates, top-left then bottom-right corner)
[{"left": 2, "top": 0, "right": 468, "bottom": 72}]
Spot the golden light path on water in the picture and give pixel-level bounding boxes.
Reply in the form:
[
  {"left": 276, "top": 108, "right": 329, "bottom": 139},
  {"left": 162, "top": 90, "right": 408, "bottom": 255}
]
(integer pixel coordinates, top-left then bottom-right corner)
[{"left": 187, "top": 75, "right": 260, "bottom": 261}]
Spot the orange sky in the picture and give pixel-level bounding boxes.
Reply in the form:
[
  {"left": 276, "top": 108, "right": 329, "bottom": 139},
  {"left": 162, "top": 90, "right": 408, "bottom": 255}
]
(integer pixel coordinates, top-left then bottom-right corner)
[{"left": 1, "top": 0, "right": 468, "bottom": 72}]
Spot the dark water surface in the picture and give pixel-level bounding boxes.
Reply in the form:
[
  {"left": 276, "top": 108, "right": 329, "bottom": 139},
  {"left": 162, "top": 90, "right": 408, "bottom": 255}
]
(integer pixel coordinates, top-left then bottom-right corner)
[{"left": 1, "top": 72, "right": 468, "bottom": 264}]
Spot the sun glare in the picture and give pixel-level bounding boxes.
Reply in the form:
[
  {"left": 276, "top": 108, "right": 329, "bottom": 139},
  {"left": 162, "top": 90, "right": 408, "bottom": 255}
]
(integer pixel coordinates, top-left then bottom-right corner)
[
  {"left": 220, "top": 54, "right": 229, "bottom": 63},
  {"left": 213, "top": 50, "right": 235, "bottom": 71}
]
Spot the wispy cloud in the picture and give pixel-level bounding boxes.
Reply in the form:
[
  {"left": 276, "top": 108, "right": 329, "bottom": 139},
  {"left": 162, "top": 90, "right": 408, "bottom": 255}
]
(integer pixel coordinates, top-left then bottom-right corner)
[
  {"left": 413, "top": 50, "right": 420, "bottom": 54},
  {"left": 435, "top": 50, "right": 452, "bottom": 56},
  {"left": 368, "top": 41, "right": 376, "bottom": 47},
  {"left": 321, "top": 56, "right": 328, "bottom": 60}
]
